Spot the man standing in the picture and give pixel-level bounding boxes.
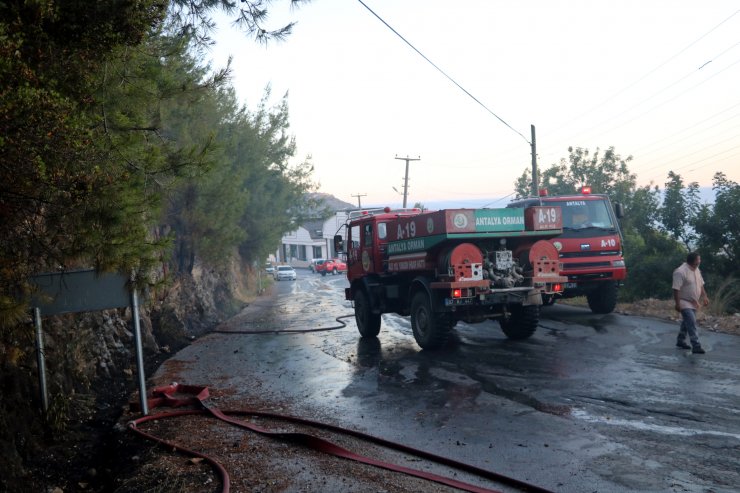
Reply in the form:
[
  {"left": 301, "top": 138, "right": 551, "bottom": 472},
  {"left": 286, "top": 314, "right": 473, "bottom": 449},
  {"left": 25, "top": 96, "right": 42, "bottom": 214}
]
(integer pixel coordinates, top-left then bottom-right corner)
[{"left": 672, "top": 252, "right": 710, "bottom": 354}]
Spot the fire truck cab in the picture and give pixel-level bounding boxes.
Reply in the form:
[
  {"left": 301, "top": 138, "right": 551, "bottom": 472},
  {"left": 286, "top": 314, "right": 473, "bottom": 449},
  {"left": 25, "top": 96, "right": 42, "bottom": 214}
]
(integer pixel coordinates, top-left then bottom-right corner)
[{"left": 507, "top": 187, "right": 626, "bottom": 313}]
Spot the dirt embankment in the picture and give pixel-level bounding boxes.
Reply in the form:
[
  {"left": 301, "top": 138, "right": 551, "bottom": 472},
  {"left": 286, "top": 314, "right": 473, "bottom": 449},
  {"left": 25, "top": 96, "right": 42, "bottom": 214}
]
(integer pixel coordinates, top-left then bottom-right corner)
[{"left": 613, "top": 298, "right": 740, "bottom": 336}]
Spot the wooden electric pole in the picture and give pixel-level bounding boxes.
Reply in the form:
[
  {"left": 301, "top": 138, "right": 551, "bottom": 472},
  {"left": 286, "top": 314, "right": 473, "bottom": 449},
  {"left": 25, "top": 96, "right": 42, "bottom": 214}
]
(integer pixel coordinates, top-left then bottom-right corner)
[
  {"left": 351, "top": 193, "right": 367, "bottom": 208},
  {"left": 395, "top": 155, "right": 420, "bottom": 208},
  {"left": 530, "top": 125, "right": 539, "bottom": 197}
]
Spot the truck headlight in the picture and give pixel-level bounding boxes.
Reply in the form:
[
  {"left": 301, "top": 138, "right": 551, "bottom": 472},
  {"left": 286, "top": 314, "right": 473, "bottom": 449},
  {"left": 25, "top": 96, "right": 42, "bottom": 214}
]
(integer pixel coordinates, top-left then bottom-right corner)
[{"left": 612, "top": 260, "right": 625, "bottom": 267}]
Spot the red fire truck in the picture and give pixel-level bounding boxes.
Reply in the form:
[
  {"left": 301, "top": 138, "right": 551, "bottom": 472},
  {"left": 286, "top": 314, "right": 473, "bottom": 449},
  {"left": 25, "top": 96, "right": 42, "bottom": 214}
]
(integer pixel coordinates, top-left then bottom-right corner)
[
  {"left": 507, "top": 187, "right": 626, "bottom": 314},
  {"left": 334, "top": 206, "right": 567, "bottom": 349}
]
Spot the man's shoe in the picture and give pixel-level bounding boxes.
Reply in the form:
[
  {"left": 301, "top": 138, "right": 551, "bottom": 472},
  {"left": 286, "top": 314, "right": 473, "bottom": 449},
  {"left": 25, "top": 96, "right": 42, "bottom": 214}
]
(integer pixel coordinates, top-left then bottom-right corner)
[
  {"left": 692, "top": 346, "right": 706, "bottom": 354},
  {"left": 676, "top": 341, "right": 691, "bottom": 349}
]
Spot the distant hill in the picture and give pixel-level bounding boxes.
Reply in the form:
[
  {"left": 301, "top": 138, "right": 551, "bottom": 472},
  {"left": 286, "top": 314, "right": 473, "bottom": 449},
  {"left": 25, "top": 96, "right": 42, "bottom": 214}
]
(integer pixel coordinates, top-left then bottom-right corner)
[
  {"left": 306, "top": 193, "right": 355, "bottom": 216},
  {"left": 367, "top": 186, "right": 717, "bottom": 211}
]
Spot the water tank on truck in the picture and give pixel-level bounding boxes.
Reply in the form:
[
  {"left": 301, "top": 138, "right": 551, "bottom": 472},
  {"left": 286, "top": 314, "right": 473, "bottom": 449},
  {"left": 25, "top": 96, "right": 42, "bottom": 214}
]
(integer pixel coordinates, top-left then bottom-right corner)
[{"left": 334, "top": 206, "right": 568, "bottom": 350}]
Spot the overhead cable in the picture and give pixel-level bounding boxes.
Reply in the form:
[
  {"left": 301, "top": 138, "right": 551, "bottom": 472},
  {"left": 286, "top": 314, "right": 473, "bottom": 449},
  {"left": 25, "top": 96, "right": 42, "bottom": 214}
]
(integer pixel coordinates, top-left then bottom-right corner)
[
  {"left": 568, "top": 55, "right": 740, "bottom": 147},
  {"left": 355, "top": 0, "right": 531, "bottom": 145},
  {"left": 554, "top": 8, "right": 740, "bottom": 133}
]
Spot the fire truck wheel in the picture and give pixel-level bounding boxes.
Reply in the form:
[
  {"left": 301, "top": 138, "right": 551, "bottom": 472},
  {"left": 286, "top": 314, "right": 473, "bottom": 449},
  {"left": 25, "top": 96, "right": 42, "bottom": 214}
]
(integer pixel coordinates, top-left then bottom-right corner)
[
  {"left": 499, "top": 305, "right": 539, "bottom": 340},
  {"left": 586, "top": 282, "right": 617, "bottom": 314},
  {"left": 410, "top": 292, "right": 453, "bottom": 350},
  {"left": 354, "top": 290, "right": 381, "bottom": 337}
]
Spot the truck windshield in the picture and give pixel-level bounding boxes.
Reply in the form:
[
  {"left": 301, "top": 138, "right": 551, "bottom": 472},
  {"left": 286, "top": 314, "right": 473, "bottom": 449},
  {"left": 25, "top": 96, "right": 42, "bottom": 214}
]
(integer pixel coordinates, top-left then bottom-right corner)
[{"left": 549, "top": 199, "right": 617, "bottom": 232}]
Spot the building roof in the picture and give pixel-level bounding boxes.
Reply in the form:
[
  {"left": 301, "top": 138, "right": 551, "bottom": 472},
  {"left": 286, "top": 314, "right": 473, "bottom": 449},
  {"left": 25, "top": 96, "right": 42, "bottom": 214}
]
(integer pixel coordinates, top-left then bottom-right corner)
[{"left": 302, "top": 219, "right": 326, "bottom": 240}]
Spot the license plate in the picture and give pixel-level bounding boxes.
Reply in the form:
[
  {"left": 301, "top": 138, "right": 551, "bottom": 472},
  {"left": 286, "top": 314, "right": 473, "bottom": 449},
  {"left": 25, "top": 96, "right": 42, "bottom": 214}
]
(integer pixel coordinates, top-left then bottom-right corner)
[
  {"left": 445, "top": 298, "right": 473, "bottom": 306},
  {"left": 565, "top": 282, "right": 577, "bottom": 289}
]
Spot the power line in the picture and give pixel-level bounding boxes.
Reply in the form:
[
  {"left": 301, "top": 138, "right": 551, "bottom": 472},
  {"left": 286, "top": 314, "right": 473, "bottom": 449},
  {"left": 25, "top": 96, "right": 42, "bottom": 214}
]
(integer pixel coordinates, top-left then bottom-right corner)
[
  {"left": 552, "top": 8, "right": 740, "bottom": 134},
  {"left": 480, "top": 192, "right": 517, "bottom": 208},
  {"left": 355, "top": 0, "right": 530, "bottom": 145},
  {"left": 535, "top": 12, "right": 740, "bottom": 175},
  {"left": 641, "top": 140, "right": 740, "bottom": 183},
  {"left": 630, "top": 101, "right": 740, "bottom": 157},
  {"left": 662, "top": 147, "right": 740, "bottom": 183},
  {"left": 564, "top": 54, "right": 740, "bottom": 148},
  {"left": 632, "top": 109, "right": 740, "bottom": 159}
]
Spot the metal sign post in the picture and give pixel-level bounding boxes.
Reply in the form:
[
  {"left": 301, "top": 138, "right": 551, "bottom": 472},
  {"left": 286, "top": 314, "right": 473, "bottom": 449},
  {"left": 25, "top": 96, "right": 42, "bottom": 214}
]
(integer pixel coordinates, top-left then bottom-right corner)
[
  {"left": 32, "top": 307, "right": 49, "bottom": 412},
  {"left": 129, "top": 285, "right": 148, "bottom": 415},
  {"left": 29, "top": 269, "right": 150, "bottom": 415}
]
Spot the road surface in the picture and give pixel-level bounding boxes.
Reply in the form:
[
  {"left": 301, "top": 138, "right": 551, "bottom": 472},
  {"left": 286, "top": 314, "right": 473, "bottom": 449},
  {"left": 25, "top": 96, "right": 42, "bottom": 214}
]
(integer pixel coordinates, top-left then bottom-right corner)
[{"left": 146, "top": 268, "right": 740, "bottom": 492}]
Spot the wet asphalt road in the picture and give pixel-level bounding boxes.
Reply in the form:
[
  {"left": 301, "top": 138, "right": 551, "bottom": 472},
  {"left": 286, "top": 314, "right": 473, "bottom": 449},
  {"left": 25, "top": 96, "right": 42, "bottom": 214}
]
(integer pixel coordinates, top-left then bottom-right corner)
[{"left": 152, "top": 269, "right": 740, "bottom": 493}]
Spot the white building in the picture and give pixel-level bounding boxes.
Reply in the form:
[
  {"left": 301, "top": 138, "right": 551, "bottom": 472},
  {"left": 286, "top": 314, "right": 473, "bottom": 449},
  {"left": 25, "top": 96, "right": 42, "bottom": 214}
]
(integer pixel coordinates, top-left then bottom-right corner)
[{"left": 276, "top": 211, "right": 352, "bottom": 267}]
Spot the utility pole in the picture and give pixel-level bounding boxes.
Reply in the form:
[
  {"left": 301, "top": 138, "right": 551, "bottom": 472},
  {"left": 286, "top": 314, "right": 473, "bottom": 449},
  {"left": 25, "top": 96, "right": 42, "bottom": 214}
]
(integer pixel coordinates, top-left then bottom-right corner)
[
  {"left": 394, "top": 155, "right": 420, "bottom": 208},
  {"left": 351, "top": 193, "right": 367, "bottom": 208},
  {"left": 530, "top": 125, "right": 539, "bottom": 197}
]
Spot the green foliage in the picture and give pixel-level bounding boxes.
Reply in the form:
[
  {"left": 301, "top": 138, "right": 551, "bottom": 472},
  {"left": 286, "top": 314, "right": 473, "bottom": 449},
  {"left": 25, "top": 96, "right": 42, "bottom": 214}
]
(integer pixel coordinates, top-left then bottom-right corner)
[
  {"left": 513, "top": 146, "right": 739, "bottom": 307},
  {"left": 620, "top": 228, "right": 685, "bottom": 301},
  {"left": 694, "top": 173, "right": 740, "bottom": 266},
  {"left": 1, "top": 2, "right": 318, "bottom": 490},
  {"left": 160, "top": 84, "right": 318, "bottom": 273},
  {"left": 165, "top": 0, "right": 311, "bottom": 48},
  {"left": 660, "top": 171, "right": 700, "bottom": 248},
  {"left": 620, "top": 184, "right": 661, "bottom": 236},
  {"left": 515, "top": 146, "right": 635, "bottom": 203},
  {"left": 0, "top": 1, "right": 168, "bottom": 325},
  {"left": 1, "top": 1, "right": 317, "bottom": 326},
  {"left": 615, "top": 182, "right": 689, "bottom": 301},
  {"left": 692, "top": 173, "right": 740, "bottom": 310}
]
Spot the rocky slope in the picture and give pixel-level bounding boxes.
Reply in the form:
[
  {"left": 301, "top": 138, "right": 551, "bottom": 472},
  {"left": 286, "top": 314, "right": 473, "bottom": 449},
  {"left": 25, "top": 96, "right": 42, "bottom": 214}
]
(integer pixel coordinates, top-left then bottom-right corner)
[{"left": 0, "top": 258, "right": 253, "bottom": 492}]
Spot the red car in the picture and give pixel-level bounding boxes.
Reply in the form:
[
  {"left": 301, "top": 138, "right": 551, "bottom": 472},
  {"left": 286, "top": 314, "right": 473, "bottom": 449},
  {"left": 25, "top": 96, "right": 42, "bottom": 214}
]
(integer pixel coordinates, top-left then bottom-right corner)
[{"left": 317, "top": 258, "right": 347, "bottom": 276}]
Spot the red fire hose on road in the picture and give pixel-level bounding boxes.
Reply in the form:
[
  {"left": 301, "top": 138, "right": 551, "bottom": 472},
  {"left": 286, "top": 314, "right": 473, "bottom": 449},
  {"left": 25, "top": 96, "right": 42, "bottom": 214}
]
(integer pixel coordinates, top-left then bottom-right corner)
[{"left": 128, "top": 383, "right": 554, "bottom": 493}]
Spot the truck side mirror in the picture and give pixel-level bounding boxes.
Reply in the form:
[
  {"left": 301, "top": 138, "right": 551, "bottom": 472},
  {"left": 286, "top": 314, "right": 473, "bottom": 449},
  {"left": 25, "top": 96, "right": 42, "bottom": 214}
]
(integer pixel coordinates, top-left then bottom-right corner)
[
  {"left": 333, "top": 235, "right": 344, "bottom": 253},
  {"left": 614, "top": 202, "right": 625, "bottom": 219}
]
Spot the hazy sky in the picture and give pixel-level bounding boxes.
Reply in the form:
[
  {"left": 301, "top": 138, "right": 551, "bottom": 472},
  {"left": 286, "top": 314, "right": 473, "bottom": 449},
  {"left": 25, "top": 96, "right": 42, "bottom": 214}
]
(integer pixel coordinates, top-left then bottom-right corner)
[{"left": 211, "top": 1, "right": 740, "bottom": 208}]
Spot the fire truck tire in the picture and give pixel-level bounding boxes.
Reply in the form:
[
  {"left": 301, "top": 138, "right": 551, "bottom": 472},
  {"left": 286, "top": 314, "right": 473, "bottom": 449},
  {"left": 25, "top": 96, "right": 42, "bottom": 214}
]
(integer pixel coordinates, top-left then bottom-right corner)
[
  {"left": 354, "top": 290, "right": 381, "bottom": 337},
  {"left": 586, "top": 282, "right": 617, "bottom": 314},
  {"left": 410, "top": 292, "right": 453, "bottom": 350},
  {"left": 321, "top": 270, "right": 327, "bottom": 277},
  {"left": 499, "top": 305, "right": 539, "bottom": 340}
]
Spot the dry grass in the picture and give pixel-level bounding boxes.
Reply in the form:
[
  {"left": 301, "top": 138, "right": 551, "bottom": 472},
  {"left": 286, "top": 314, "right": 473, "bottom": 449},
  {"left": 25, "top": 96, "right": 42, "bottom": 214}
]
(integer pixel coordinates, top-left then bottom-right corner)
[
  {"left": 709, "top": 276, "right": 740, "bottom": 317},
  {"left": 613, "top": 298, "right": 740, "bottom": 336}
]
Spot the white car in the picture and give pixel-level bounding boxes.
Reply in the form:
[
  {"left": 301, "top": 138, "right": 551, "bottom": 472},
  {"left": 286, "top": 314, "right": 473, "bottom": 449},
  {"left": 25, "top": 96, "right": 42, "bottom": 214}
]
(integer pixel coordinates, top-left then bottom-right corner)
[{"left": 273, "top": 265, "right": 297, "bottom": 281}]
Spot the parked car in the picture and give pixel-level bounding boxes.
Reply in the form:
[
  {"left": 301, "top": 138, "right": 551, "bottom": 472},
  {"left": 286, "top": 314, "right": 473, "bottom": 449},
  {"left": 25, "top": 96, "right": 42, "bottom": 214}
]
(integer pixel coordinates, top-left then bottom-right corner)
[
  {"left": 317, "top": 258, "right": 347, "bottom": 276},
  {"left": 309, "top": 259, "right": 326, "bottom": 273},
  {"left": 265, "top": 262, "right": 275, "bottom": 274},
  {"left": 273, "top": 265, "right": 297, "bottom": 281}
]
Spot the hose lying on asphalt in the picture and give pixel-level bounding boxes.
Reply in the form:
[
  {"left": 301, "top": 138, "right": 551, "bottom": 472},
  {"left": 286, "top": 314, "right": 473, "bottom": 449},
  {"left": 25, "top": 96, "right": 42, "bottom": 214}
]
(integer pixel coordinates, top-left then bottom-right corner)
[
  {"left": 128, "top": 383, "right": 554, "bottom": 493},
  {"left": 213, "top": 313, "right": 355, "bottom": 334}
]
